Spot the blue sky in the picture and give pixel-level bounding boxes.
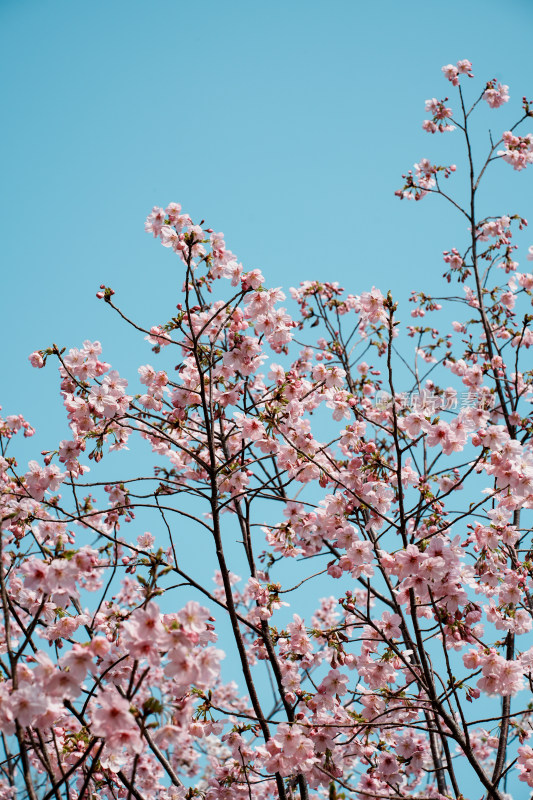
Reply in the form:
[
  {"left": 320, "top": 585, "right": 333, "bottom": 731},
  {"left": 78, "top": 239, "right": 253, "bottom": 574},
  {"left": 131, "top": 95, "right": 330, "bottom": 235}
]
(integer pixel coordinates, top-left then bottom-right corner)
[
  {"left": 2, "top": 0, "right": 533, "bottom": 444},
  {"left": 2, "top": 4, "right": 533, "bottom": 793}
]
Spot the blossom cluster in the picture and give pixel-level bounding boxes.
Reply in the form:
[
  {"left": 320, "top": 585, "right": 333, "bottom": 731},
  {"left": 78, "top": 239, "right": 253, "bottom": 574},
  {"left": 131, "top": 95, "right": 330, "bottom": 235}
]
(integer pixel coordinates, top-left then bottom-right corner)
[{"left": 1, "top": 58, "right": 533, "bottom": 800}]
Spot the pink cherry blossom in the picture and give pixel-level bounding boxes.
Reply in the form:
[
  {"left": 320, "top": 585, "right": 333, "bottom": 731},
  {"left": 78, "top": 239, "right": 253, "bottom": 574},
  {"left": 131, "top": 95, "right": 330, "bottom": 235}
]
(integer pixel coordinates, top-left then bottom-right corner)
[{"left": 1, "top": 58, "right": 533, "bottom": 800}]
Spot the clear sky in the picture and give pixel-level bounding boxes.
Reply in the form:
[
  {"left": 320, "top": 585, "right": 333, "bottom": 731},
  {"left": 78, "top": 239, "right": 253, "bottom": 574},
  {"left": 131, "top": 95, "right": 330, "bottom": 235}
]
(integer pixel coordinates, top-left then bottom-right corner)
[
  {"left": 2, "top": 0, "right": 533, "bottom": 441},
  {"left": 2, "top": 5, "right": 533, "bottom": 793}
]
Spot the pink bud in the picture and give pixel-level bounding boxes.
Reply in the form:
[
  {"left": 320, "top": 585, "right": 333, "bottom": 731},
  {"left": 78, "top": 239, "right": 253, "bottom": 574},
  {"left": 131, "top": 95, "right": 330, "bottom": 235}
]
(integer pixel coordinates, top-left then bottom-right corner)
[{"left": 28, "top": 351, "right": 44, "bottom": 369}]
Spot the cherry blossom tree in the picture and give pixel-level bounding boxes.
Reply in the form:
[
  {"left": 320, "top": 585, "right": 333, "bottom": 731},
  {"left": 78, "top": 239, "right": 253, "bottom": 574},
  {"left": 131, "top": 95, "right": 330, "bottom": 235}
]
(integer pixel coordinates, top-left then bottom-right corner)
[{"left": 1, "top": 59, "right": 533, "bottom": 800}]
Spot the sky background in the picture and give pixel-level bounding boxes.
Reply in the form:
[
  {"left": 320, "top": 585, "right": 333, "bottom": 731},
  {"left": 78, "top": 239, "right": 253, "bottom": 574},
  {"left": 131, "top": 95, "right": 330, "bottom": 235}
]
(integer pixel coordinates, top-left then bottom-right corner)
[
  {"left": 2, "top": 0, "right": 533, "bottom": 443},
  {"left": 2, "top": 4, "right": 533, "bottom": 794}
]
